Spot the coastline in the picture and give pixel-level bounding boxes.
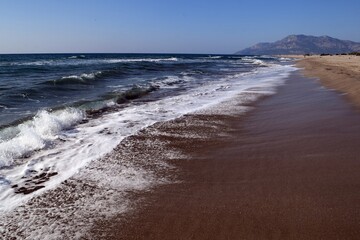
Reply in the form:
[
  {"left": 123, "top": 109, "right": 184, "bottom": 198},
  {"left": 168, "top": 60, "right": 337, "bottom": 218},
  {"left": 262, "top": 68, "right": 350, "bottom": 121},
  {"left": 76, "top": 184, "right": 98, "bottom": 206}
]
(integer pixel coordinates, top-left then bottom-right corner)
[
  {"left": 91, "top": 70, "right": 360, "bottom": 239},
  {"left": 296, "top": 55, "right": 360, "bottom": 108},
  {"left": 0, "top": 57, "right": 294, "bottom": 239},
  {"left": 2, "top": 56, "right": 360, "bottom": 239}
]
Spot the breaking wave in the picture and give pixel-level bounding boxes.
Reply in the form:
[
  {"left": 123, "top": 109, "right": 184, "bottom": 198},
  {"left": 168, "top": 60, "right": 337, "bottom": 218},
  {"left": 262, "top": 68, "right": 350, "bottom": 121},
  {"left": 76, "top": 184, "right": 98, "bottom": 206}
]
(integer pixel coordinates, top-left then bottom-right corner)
[
  {"left": 47, "top": 71, "right": 103, "bottom": 85},
  {"left": 0, "top": 108, "right": 85, "bottom": 167}
]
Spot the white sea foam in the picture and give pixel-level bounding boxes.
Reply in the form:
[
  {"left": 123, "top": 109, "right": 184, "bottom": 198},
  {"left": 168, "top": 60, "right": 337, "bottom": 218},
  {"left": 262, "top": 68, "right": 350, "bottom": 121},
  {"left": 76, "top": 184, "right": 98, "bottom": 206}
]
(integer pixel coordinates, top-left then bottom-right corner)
[
  {"left": 7, "top": 57, "right": 179, "bottom": 67},
  {"left": 0, "top": 108, "right": 84, "bottom": 167},
  {"left": 152, "top": 75, "right": 191, "bottom": 88},
  {"left": 241, "top": 57, "right": 270, "bottom": 66},
  {"left": 252, "top": 59, "right": 266, "bottom": 65},
  {"left": 68, "top": 55, "right": 86, "bottom": 59},
  {"left": 0, "top": 63, "right": 297, "bottom": 238},
  {"left": 59, "top": 71, "right": 102, "bottom": 82},
  {"left": 105, "top": 57, "right": 178, "bottom": 64},
  {"left": 204, "top": 56, "right": 222, "bottom": 59}
]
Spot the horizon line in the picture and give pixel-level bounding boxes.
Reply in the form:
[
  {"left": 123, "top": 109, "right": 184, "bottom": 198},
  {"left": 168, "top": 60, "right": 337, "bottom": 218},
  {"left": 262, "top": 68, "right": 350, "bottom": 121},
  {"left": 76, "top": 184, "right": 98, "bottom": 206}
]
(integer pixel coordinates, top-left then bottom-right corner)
[{"left": 0, "top": 52, "right": 235, "bottom": 55}]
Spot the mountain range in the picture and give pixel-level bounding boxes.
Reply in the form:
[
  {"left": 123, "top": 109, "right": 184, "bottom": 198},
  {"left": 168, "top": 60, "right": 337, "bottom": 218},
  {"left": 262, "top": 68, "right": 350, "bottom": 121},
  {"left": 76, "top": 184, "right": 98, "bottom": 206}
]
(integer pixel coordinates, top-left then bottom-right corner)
[{"left": 235, "top": 35, "right": 360, "bottom": 55}]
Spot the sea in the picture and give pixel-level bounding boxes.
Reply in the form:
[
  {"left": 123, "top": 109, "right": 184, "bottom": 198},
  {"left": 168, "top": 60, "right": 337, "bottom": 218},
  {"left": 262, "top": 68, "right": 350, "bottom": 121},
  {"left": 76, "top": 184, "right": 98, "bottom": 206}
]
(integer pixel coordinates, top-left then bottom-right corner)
[{"left": 0, "top": 53, "right": 295, "bottom": 238}]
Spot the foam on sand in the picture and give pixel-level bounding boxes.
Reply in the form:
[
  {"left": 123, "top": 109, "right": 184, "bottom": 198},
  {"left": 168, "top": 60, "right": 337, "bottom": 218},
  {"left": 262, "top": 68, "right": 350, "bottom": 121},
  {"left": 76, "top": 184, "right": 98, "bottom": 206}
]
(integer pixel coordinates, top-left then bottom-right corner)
[{"left": 0, "top": 63, "right": 296, "bottom": 239}]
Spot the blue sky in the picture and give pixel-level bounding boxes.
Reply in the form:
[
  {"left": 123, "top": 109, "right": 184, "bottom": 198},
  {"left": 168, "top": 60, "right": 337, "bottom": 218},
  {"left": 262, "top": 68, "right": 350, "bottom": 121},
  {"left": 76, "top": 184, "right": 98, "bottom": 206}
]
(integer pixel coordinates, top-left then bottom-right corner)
[{"left": 0, "top": 0, "right": 359, "bottom": 54}]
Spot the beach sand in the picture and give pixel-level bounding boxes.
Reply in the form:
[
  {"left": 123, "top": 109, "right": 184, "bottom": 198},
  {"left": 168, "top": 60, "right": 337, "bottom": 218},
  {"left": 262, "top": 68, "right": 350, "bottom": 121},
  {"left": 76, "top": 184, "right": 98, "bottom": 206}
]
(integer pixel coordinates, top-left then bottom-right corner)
[
  {"left": 297, "top": 55, "right": 360, "bottom": 107},
  {"left": 91, "top": 70, "right": 360, "bottom": 239}
]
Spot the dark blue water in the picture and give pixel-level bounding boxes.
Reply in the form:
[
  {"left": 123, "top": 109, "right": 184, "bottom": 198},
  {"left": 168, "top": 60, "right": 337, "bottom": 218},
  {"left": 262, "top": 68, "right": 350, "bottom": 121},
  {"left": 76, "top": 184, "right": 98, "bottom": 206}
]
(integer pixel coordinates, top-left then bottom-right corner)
[{"left": 0, "top": 53, "right": 274, "bottom": 127}]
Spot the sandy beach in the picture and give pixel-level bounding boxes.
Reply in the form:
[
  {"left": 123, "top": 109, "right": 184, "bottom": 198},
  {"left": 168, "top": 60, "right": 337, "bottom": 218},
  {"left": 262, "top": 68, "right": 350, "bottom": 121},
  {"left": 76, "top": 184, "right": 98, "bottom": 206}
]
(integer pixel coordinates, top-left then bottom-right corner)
[
  {"left": 89, "top": 66, "right": 360, "bottom": 239},
  {"left": 2, "top": 1, "right": 360, "bottom": 239},
  {"left": 297, "top": 55, "right": 360, "bottom": 107},
  {"left": 2, "top": 56, "right": 359, "bottom": 239}
]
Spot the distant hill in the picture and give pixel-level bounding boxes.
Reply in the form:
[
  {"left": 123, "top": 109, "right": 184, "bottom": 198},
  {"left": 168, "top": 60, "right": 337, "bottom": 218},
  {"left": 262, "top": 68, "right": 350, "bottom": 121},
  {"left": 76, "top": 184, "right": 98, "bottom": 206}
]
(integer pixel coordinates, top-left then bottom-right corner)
[{"left": 235, "top": 35, "right": 360, "bottom": 55}]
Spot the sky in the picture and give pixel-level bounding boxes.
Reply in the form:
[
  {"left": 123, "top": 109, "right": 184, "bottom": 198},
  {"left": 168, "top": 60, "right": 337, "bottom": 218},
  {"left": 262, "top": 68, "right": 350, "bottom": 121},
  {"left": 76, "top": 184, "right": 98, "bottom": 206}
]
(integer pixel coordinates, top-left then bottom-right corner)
[{"left": 0, "top": 0, "right": 360, "bottom": 54}]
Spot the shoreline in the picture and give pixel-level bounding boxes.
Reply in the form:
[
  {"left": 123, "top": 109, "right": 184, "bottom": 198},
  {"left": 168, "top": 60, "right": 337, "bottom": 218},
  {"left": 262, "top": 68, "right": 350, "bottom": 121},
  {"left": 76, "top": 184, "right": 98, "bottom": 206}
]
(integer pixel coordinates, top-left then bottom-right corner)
[
  {"left": 0, "top": 57, "right": 294, "bottom": 239},
  {"left": 91, "top": 70, "right": 360, "bottom": 239},
  {"left": 2, "top": 57, "right": 360, "bottom": 238},
  {"left": 296, "top": 55, "right": 360, "bottom": 108}
]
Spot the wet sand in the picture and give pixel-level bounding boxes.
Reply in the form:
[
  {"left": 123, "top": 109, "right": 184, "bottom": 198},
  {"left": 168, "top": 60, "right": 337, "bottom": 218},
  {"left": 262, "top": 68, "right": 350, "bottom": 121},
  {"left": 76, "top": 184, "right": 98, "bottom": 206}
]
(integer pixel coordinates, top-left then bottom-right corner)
[
  {"left": 297, "top": 55, "right": 360, "bottom": 107},
  {"left": 93, "top": 71, "right": 360, "bottom": 239}
]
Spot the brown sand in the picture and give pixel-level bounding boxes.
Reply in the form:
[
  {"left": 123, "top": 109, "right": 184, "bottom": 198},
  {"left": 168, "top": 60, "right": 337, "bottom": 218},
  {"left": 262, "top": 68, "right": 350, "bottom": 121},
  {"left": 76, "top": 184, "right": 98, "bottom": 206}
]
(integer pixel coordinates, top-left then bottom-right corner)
[
  {"left": 90, "top": 71, "right": 360, "bottom": 239},
  {"left": 297, "top": 55, "right": 360, "bottom": 107}
]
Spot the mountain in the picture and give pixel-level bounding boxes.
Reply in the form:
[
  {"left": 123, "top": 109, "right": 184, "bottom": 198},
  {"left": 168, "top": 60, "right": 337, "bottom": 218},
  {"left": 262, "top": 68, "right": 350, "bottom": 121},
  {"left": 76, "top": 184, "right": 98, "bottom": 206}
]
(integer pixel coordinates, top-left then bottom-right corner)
[{"left": 235, "top": 35, "right": 360, "bottom": 55}]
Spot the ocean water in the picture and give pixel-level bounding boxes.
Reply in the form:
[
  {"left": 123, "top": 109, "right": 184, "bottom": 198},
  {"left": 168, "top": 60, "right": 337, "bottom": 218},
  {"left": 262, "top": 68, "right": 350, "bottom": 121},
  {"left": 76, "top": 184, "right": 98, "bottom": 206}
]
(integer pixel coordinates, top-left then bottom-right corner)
[{"left": 0, "top": 53, "right": 295, "bottom": 238}]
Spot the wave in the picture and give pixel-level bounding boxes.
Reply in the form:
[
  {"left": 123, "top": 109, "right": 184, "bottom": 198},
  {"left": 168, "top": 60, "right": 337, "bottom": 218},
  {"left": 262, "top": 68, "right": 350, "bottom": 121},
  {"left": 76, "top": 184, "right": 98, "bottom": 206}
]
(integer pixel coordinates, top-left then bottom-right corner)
[
  {"left": 60, "top": 72, "right": 101, "bottom": 81},
  {"left": 47, "top": 71, "right": 103, "bottom": 85},
  {"left": 253, "top": 59, "right": 266, "bottom": 65},
  {"left": 241, "top": 57, "right": 269, "bottom": 66},
  {"left": 68, "top": 55, "right": 86, "bottom": 59},
  {"left": 0, "top": 108, "right": 85, "bottom": 168},
  {"left": 203, "top": 56, "right": 222, "bottom": 59},
  {"left": 113, "top": 85, "right": 159, "bottom": 104},
  {"left": 228, "top": 56, "right": 243, "bottom": 59},
  {"left": 5, "top": 57, "right": 179, "bottom": 67},
  {"left": 151, "top": 75, "right": 191, "bottom": 89},
  {"left": 104, "top": 57, "right": 178, "bottom": 64},
  {"left": 0, "top": 63, "right": 297, "bottom": 219}
]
